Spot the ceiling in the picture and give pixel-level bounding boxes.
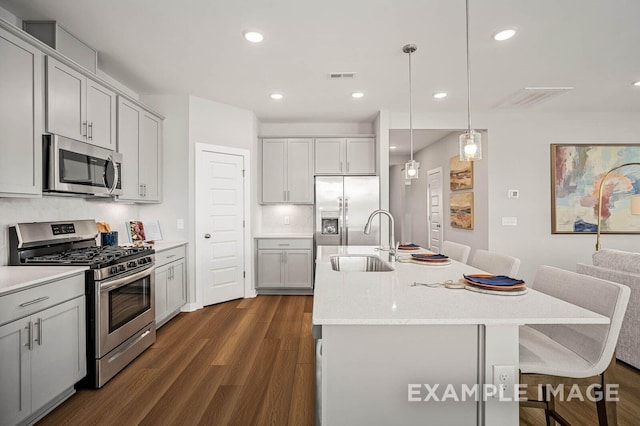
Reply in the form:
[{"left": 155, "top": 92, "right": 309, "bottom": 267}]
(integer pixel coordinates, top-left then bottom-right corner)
[{"left": 2, "top": 0, "right": 639, "bottom": 123}]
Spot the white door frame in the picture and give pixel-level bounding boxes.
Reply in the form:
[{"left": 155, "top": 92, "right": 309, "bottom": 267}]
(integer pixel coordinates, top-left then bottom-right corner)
[
  {"left": 194, "top": 143, "right": 255, "bottom": 310},
  {"left": 427, "top": 167, "right": 443, "bottom": 251}
]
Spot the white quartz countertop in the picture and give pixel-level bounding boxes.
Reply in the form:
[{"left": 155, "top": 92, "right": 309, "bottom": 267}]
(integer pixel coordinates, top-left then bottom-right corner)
[
  {"left": 313, "top": 246, "right": 609, "bottom": 326},
  {"left": 149, "top": 241, "right": 188, "bottom": 252},
  {"left": 254, "top": 233, "right": 313, "bottom": 239},
  {"left": 0, "top": 266, "right": 88, "bottom": 296}
]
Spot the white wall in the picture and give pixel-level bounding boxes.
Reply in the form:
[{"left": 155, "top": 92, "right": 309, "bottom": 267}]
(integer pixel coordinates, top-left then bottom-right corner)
[
  {"left": 396, "top": 131, "right": 489, "bottom": 254},
  {"left": 391, "top": 110, "right": 640, "bottom": 283},
  {"left": 139, "top": 94, "right": 190, "bottom": 241},
  {"left": 0, "top": 197, "right": 139, "bottom": 265},
  {"left": 0, "top": 4, "right": 20, "bottom": 27}
]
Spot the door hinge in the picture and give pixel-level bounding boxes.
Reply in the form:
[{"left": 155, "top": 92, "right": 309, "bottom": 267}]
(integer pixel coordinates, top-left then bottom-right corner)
[
  {"left": 242, "top": 169, "right": 245, "bottom": 177},
  {"left": 243, "top": 271, "right": 246, "bottom": 278},
  {"left": 243, "top": 220, "right": 245, "bottom": 228}
]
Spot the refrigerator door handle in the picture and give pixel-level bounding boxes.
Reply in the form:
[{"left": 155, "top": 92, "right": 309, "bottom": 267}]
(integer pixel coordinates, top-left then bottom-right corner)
[
  {"left": 338, "top": 196, "right": 344, "bottom": 245},
  {"left": 344, "top": 198, "right": 349, "bottom": 245}
]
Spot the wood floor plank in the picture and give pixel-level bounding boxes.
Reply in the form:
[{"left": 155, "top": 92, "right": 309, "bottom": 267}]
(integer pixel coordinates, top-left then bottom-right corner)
[
  {"left": 297, "top": 312, "right": 314, "bottom": 364},
  {"left": 197, "top": 385, "right": 243, "bottom": 425},
  {"left": 225, "top": 338, "right": 282, "bottom": 425},
  {"left": 288, "top": 363, "right": 315, "bottom": 426},
  {"left": 254, "top": 348, "right": 299, "bottom": 424}
]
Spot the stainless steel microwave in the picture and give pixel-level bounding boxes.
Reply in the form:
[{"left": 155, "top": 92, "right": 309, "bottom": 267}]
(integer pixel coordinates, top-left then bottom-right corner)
[{"left": 44, "top": 134, "right": 122, "bottom": 196}]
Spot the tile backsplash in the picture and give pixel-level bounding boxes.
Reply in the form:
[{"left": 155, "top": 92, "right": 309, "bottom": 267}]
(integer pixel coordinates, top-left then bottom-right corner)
[
  {"left": 0, "top": 196, "right": 140, "bottom": 266},
  {"left": 259, "top": 204, "right": 314, "bottom": 234}
]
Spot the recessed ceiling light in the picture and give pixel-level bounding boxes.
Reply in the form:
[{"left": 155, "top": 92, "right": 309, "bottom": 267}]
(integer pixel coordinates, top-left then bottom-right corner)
[
  {"left": 633, "top": 81, "right": 640, "bottom": 87},
  {"left": 270, "top": 93, "right": 283, "bottom": 100},
  {"left": 433, "top": 92, "right": 448, "bottom": 99},
  {"left": 389, "top": 146, "right": 397, "bottom": 150},
  {"left": 243, "top": 31, "right": 264, "bottom": 43},
  {"left": 351, "top": 92, "right": 364, "bottom": 98},
  {"left": 493, "top": 29, "right": 516, "bottom": 41}
]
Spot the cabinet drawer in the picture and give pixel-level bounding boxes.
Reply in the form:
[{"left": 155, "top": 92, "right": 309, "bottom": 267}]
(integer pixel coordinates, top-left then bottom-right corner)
[
  {"left": 155, "top": 246, "right": 186, "bottom": 267},
  {"left": 0, "top": 273, "right": 85, "bottom": 326},
  {"left": 257, "top": 239, "right": 312, "bottom": 250}
]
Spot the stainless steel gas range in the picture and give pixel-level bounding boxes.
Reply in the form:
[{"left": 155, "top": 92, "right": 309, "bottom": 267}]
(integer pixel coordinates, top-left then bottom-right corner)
[{"left": 9, "top": 220, "right": 156, "bottom": 388}]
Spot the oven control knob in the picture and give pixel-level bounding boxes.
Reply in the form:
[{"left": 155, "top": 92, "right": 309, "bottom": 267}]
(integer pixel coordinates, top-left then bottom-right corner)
[
  {"left": 109, "top": 266, "right": 118, "bottom": 274},
  {"left": 128, "top": 261, "right": 137, "bottom": 268},
  {"left": 118, "top": 265, "right": 126, "bottom": 272},
  {"left": 138, "top": 258, "right": 146, "bottom": 265}
]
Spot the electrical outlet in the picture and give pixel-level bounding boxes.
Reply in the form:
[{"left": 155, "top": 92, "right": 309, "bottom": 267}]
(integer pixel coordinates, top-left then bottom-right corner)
[
  {"left": 493, "top": 365, "right": 516, "bottom": 399},
  {"left": 284, "top": 216, "right": 290, "bottom": 225}
]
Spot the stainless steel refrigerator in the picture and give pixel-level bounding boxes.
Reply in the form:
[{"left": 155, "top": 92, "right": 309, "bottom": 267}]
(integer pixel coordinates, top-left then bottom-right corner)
[{"left": 315, "top": 176, "right": 380, "bottom": 246}]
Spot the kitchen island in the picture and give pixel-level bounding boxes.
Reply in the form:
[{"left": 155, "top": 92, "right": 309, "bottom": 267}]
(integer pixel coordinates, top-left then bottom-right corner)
[{"left": 312, "top": 246, "right": 609, "bottom": 426}]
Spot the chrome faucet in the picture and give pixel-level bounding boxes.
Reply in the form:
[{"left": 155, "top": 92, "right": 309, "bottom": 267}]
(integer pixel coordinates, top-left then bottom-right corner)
[{"left": 364, "top": 209, "right": 398, "bottom": 262}]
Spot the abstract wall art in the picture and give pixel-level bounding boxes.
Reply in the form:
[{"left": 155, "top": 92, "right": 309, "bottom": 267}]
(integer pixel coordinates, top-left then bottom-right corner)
[{"left": 551, "top": 144, "right": 640, "bottom": 234}]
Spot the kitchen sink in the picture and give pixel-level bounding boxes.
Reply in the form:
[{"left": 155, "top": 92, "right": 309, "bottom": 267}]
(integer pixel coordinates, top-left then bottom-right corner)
[{"left": 329, "top": 255, "right": 394, "bottom": 272}]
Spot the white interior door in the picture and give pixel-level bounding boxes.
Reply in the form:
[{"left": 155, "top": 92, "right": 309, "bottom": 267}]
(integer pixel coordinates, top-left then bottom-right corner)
[
  {"left": 197, "top": 150, "right": 245, "bottom": 306},
  {"left": 427, "top": 168, "right": 443, "bottom": 253}
]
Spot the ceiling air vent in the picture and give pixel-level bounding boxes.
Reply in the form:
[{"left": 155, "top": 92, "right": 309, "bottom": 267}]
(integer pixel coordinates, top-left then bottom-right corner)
[
  {"left": 494, "top": 87, "right": 573, "bottom": 108},
  {"left": 329, "top": 72, "right": 357, "bottom": 79}
]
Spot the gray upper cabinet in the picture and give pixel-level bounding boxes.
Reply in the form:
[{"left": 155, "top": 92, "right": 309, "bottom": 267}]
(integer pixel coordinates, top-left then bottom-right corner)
[
  {"left": 315, "top": 138, "right": 376, "bottom": 175},
  {"left": 117, "top": 96, "right": 162, "bottom": 202},
  {"left": 262, "top": 138, "right": 313, "bottom": 204},
  {"left": 46, "top": 56, "right": 116, "bottom": 149},
  {"left": 0, "top": 26, "right": 43, "bottom": 197},
  {"left": 314, "top": 138, "right": 344, "bottom": 174}
]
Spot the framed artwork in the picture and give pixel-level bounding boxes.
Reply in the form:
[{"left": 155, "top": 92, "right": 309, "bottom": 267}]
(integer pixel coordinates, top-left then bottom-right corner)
[
  {"left": 551, "top": 144, "right": 640, "bottom": 234},
  {"left": 450, "top": 192, "right": 474, "bottom": 229},
  {"left": 450, "top": 155, "right": 473, "bottom": 191}
]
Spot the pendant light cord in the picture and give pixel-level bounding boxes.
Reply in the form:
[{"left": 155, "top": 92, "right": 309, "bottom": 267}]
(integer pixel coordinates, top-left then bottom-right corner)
[
  {"left": 465, "top": 0, "right": 472, "bottom": 135},
  {"left": 408, "top": 48, "right": 414, "bottom": 161}
]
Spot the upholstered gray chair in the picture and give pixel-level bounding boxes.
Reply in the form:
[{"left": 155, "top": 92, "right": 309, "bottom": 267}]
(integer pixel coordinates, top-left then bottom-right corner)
[
  {"left": 441, "top": 240, "right": 471, "bottom": 264},
  {"left": 577, "top": 249, "right": 640, "bottom": 370},
  {"left": 520, "top": 265, "right": 630, "bottom": 426},
  {"left": 469, "top": 249, "right": 520, "bottom": 276}
]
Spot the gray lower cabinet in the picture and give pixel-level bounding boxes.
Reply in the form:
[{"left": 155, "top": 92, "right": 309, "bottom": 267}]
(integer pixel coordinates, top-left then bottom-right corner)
[
  {"left": 0, "top": 26, "right": 43, "bottom": 197},
  {"left": 0, "top": 275, "right": 86, "bottom": 426},
  {"left": 155, "top": 245, "right": 187, "bottom": 328},
  {"left": 256, "top": 238, "right": 313, "bottom": 290}
]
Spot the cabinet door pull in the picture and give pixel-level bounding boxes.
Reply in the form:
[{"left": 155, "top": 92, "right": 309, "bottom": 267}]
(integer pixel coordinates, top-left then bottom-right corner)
[
  {"left": 347, "top": 162, "right": 350, "bottom": 172},
  {"left": 283, "top": 190, "right": 287, "bottom": 201},
  {"left": 287, "top": 190, "right": 290, "bottom": 201},
  {"left": 88, "top": 122, "right": 93, "bottom": 140},
  {"left": 340, "top": 161, "right": 343, "bottom": 172},
  {"left": 26, "top": 322, "right": 33, "bottom": 350},
  {"left": 278, "top": 243, "right": 290, "bottom": 246},
  {"left": 20, "top": 296, "right": 49, "bottom": 307},
  {"left": 82, "top": 121, "right": 87, "bottom": 138},
  {"left": 35, "top": 318, "right": 43, "bottom": 346},
  {"left": 166, "top": 254, "right": 176, "bottom": 259}
]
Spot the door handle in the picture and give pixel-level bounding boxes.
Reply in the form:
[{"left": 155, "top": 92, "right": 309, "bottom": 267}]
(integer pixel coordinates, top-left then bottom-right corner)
[{"left": 204, "top": 233, "right": 211, "bottom": 239}]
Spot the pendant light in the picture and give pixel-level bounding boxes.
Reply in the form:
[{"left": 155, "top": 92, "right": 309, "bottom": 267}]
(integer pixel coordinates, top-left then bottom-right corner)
[
  {"left": 459, "top": 0, "right": 482, "bottom": 161},
  {"left": 403, "top": 43, "right": 420, "bottom": 179}
]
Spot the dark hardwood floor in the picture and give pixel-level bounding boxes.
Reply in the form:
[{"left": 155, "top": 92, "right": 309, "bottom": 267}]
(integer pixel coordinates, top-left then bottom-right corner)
[{"left": 38, "top": 295, "right": 639, "bottom": 425}]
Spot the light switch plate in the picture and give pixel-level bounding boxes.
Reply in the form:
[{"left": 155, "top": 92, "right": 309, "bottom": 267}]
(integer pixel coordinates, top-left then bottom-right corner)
[
  {"left": 502, "top": 217, "right": 518, "bottom": 226},
  {"left": 176, "top": 219, "right": 184, "bottom": 229},
  {"left": 284, "top": 215, "right": 290, "bottom": 225}
]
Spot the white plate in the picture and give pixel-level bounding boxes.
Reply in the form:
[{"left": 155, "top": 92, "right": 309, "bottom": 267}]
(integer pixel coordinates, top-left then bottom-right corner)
[
  {"left": 464, "top": 284, "right": 528, "bottom": 296},
  {"left": 409, "top": 259, "right": 452, "bottom": 266}
]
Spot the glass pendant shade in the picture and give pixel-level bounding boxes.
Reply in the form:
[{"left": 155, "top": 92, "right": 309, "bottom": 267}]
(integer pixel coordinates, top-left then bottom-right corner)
[
  {"left": 404, "top": 159, "right": 420, "bottom": 179},
  {"left": 459, "top": 130, "right": 482, "bottom": 161}
]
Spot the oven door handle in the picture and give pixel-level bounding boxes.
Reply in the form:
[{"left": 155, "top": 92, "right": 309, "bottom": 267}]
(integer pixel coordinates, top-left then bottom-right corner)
[{"left": 100, "top": 267, "right": 155, "bottom": 292}]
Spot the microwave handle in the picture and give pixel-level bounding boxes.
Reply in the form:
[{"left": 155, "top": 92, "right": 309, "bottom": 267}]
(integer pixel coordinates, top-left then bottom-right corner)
[{"left": 104, "top": 156, "right": 119, "bottom": 194}]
